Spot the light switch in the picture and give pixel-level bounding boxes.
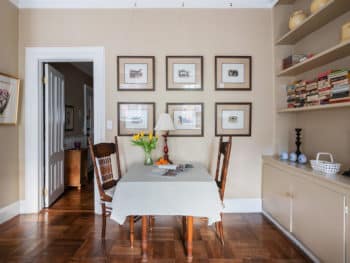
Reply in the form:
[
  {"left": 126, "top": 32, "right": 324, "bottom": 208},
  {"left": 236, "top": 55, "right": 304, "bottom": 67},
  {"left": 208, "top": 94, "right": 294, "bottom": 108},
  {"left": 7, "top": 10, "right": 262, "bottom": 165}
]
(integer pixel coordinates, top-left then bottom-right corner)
[{"left": 107, "top": 120, "right": 113, "bottom": 130}]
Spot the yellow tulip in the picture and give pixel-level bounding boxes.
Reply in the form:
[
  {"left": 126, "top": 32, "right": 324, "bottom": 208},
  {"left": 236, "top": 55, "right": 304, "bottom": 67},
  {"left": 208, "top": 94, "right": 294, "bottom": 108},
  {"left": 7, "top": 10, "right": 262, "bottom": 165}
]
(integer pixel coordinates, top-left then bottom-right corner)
[
  {"left": 149, "top": 132, "right": 153, "bottom": 141},
  {"left": 133, "top": 134, "right": 140, "bottom": 141},
  {"left": 140, "top": 131, "right": 144, "bottom": 137}
]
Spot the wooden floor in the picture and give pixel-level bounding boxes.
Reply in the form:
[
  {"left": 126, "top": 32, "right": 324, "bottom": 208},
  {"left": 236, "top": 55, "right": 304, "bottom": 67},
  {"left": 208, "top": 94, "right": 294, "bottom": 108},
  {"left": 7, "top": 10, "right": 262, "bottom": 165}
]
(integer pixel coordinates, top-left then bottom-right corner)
[{"left": 0, "top": 183, "right": 310, "bottom": 262}]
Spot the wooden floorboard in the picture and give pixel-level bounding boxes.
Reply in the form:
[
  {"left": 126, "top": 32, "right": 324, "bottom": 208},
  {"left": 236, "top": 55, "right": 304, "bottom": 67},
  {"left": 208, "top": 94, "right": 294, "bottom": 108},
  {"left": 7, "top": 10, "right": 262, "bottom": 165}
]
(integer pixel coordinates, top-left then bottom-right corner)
[
  {"left": 0, "top": 212, "right": 311, "bottom": 262},
  {"left": 0, "top": 183, "right": 310, "bottom": 262}
]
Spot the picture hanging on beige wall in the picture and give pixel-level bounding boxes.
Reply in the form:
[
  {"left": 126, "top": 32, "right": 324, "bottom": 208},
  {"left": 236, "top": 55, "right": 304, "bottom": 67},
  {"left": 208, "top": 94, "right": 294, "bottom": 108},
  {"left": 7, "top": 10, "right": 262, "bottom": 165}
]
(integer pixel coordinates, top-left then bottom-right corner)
[
  {"left": 0, "top": 73, "right": 20, "bottom": 125},
  {"left": 215, "top": 56, "right": 252, "bottom": 91},
  {"left": 166, "top": 56, "right": 203, "bottom": 91},
  {"left": 117, "top": 56, "right": 155, "bottom": 91},
  {"left": 215, "top": 102, "right": 252, "bottom": 136},
  {"left": 166, "top": 103, "right": 204, "bottom": 137},
  {"left": 118, "top": 102, "right": 155, "bottom": 136}
]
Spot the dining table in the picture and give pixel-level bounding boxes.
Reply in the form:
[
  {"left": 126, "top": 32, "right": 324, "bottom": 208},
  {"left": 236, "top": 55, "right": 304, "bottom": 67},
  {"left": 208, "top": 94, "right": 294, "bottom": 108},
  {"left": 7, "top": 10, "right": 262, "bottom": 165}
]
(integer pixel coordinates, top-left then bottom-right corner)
[{"left": 110, "top": 163, "right": 223, "bottom": 262}]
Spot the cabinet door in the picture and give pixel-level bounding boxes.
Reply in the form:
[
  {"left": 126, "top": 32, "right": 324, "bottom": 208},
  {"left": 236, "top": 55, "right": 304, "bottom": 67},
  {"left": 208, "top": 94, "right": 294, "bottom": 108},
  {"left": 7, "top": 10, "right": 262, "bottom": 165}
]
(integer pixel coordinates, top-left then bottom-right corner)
[
  {"left": 262, "top": 164, "right": 292, "bottom": 231},
  {"left": 292, "top": 176, "right": 346, "bottom": 263}
]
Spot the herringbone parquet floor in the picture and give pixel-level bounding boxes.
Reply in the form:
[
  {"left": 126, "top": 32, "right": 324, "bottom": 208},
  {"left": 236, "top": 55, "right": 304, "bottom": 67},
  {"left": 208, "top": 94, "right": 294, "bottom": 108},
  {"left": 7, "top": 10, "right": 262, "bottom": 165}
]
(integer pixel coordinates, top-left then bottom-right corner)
[{"left": 0, "top": 186, "right": 310, "bottom": 262}]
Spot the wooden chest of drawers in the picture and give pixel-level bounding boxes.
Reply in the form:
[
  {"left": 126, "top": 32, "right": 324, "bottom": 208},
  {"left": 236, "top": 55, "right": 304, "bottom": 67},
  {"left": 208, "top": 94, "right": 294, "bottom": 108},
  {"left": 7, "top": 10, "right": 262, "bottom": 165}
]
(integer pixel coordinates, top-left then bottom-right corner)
[{"left": 64, "top": 148, "right": 88, "bottom": 190}]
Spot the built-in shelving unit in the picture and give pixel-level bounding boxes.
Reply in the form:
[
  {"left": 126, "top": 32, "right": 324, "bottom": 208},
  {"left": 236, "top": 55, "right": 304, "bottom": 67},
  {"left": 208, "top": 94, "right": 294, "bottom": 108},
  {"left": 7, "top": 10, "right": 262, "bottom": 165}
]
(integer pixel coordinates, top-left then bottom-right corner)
[
  {"left": 278, "top": 40, "right": 350, "bottom": 76},
  {"left": 276, "top": 0, "right": 349, "bottom": 45},
  {"left": 278, "top": 101, "right": 350, "bottom": 113}
]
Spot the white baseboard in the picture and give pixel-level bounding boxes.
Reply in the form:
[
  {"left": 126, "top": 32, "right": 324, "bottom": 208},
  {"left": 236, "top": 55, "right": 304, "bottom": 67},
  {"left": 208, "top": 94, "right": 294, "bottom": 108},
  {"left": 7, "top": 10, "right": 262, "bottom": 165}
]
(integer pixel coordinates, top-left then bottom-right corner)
[
  {"left": 223, "top": 198, "right": 262, "bottom": 213},
  {"left": 262, "top": 210, "right": 319, "bottom": 263},
  {"left": 0, "top": 201, "right": 20, "bottom": 224}
]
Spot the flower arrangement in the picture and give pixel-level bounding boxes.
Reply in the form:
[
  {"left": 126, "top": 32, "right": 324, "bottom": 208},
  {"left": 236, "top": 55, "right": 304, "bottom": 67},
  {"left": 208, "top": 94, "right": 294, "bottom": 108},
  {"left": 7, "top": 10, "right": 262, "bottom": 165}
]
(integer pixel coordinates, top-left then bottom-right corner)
[{"left": 131, "top": 131, "right": 158, "bottom": 165}]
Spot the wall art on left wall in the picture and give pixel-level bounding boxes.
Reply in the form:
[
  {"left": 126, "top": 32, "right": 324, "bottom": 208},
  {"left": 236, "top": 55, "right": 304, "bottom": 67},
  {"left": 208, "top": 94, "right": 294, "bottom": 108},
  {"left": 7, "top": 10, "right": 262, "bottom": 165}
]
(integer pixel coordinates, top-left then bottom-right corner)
[{"left": 0, "top": 73, "right": 20, "bottom": 125}]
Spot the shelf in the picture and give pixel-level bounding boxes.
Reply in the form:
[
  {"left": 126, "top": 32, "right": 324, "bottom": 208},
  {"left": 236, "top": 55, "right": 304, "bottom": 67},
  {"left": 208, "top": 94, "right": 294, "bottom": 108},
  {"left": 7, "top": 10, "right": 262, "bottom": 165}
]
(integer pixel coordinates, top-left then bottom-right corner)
[
  {"left": 277, "top": 40, "right": 350, "bottom": 76},
  {"left": 275, "top": 0, "right": 296, "bottom": 5},
  {"left": 278, "top": 102, "right": 350, "bottom": 113},
  {"left": 276, "top": 0, "right": 350, "bottom": 45}
]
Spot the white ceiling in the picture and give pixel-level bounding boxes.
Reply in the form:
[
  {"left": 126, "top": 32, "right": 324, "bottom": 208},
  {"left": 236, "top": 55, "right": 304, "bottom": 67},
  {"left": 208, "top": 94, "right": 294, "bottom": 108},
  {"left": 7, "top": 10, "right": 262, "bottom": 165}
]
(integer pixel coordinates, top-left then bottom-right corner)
[{"left": 11, "top": 0, "right": 277, "bottom": 9}]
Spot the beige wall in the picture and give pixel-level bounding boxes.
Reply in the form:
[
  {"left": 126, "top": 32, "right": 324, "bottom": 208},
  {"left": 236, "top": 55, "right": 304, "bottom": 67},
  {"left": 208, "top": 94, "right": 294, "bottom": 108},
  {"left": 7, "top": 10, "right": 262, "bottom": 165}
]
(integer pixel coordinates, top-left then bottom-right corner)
[
  {"left": 50, "top": 63, "right": 93, "bottom": 138},
  {"left": 18, "top": 9, "right": 274, "bottom": 199},
  {"left": 0, "top": 0, "right": 19, "bottom": 208},
  {"left": 273, "top": 0, "right": 350, "bottom": 169}
]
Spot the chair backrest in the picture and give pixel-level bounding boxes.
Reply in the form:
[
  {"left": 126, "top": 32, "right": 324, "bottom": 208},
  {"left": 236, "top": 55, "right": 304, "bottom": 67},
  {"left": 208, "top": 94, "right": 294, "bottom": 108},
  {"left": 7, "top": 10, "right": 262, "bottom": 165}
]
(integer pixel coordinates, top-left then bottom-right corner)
[
  {"left": 214, "top": 136, "right": 232, "bottom": 201},
  {"left": 88, "top": 136, "right": 122, "bottom": 201}
]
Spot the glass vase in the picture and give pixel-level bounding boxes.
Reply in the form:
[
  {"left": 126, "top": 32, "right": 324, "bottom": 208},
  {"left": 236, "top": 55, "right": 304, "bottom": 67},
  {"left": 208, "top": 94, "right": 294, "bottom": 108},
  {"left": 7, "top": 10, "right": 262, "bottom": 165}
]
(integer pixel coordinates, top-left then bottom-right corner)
[{"left": 144, "top": 150, "right": 153, "bottom": 166}]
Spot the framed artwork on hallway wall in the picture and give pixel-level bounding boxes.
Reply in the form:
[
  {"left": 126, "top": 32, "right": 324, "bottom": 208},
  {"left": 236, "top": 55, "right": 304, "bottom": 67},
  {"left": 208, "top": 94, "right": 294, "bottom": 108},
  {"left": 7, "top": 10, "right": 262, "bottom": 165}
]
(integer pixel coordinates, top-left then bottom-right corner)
[
  {"left": 117, "top": 56, "right": 155, "bottom": 91},
  {"left": 65, "top": 105, "right": 74, "bottom": 131},
  {"left": 166, "top": 56, "right": 203, "bottom": 91},
  {"left": 166, "top": 103, "right": 204, "bottom": 137},
  {"left": 118, "top": 102, "right": 155, "bottom": 136},
  {"left": 0, "top": 73, "right": 20, "bottom": 125},
  {"left": 215, "top": 56, "right": 252, "bottom": 91},
  {"left": 215, "top": 102, "right": 252, "bottom": 136}
]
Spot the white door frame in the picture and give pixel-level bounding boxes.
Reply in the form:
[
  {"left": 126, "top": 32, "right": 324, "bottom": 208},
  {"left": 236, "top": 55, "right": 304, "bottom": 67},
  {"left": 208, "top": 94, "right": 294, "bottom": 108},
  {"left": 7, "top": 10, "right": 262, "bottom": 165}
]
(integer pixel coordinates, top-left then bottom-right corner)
[{"left": 22, "top": 47, "right": 105, "bottom": 214}]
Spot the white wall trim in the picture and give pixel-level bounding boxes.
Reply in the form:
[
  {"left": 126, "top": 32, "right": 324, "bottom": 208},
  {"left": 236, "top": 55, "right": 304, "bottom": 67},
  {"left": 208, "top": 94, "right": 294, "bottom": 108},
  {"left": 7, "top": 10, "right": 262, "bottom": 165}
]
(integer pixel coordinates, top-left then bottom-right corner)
[
  {"left": 0, "top": 201, "right": 20, "bottom": 224},
  {"left": 262, "top": 210, "right": 320, "bottom": 263},
  {"left": 23, "top": 47, "right": 105, "bottom": 214},
  {"left": 12, "top": 0, "right": 276, "bottom": 9},
  {"left": 223, "top": 198, "right": 262, "bottom": 213}
]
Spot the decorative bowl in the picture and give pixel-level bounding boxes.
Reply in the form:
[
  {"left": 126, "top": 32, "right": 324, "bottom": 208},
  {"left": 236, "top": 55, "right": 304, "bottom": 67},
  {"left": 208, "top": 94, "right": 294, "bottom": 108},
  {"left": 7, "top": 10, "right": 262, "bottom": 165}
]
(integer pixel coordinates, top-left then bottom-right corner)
[
  {"left": 310, "top": 0, "right": 331, "bottom": 14},
  {"left": 341, "top": 22, "right": 350, "bottom": 43},
  {"left": 289, "top": 10, "right": 307, "bottom": 31}
]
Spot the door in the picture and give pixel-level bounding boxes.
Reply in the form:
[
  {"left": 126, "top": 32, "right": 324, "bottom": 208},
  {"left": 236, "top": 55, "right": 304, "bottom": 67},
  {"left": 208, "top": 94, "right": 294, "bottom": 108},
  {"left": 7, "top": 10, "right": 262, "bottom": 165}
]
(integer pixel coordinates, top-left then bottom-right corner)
[
  {"left": 84, "top": 84, "right": 93, "bottom": 171},
  {"left": 44, "top": 64, "right": 65, "bottom": 207},
  {"left": 292, "top": 176, "right": 346, "bottom": 263},
  {"left": 262, "top": 163, "right": 292, "bottom": 231}
]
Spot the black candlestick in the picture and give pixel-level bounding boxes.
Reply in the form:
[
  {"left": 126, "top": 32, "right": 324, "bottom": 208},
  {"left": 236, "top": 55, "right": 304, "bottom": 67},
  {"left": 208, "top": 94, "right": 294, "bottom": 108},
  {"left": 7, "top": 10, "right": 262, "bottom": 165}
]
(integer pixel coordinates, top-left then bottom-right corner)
[{"left": 295, "top": 128, "right": 302, "bottom": 159}]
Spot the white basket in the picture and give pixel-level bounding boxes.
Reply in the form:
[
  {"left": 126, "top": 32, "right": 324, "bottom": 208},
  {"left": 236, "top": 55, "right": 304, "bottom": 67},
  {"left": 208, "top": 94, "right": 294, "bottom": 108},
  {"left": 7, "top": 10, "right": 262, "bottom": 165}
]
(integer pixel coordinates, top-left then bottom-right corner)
[{"left": 310, "top": 152, "right": 341, "bottom": 175}]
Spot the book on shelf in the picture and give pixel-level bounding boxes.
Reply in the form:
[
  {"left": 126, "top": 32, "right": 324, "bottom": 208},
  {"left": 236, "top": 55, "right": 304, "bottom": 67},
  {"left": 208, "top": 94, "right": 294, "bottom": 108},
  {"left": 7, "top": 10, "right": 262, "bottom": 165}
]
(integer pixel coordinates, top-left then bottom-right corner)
[{"left": 284, "top": 69, "right": 350, "bottom": 109}]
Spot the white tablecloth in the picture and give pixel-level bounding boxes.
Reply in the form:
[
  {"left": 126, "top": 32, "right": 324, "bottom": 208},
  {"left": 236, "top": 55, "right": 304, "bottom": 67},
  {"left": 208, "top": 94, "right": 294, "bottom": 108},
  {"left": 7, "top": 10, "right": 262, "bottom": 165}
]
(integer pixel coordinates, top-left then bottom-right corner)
[{"left": 110, "top": 163, "right": 223, "bottom": 225}]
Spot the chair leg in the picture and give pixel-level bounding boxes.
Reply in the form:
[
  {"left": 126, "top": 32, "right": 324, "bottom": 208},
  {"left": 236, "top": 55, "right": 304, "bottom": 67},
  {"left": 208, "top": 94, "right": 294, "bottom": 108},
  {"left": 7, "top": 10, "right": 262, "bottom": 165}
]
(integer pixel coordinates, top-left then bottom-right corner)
[
  {"left": 182, "top": 216, "right": 187, "bottom": 242},
  {"left": 101, "top": 203, "right": 106, "bottom": 239},
  {"left": 218, "top": 221, "right": 224, "bottom": 245},
  {"left": 129, "top": 216, "right": 134, "bottom": 248},
  {"left": 149, "top": 216, "right": 155, "bottom": 231}
]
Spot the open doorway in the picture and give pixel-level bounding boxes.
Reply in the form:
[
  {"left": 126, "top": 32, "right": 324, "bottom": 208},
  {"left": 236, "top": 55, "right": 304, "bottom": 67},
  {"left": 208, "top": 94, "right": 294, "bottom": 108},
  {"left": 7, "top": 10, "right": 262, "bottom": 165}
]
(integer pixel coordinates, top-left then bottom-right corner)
[{"left": 43, "top": 62, "right": 94, "bottom": 211}]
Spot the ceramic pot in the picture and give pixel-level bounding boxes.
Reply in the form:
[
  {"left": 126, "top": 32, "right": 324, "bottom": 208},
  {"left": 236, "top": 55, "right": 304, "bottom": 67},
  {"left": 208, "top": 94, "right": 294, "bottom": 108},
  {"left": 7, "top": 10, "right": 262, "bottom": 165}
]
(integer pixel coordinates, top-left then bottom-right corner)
[
  {"left": 289, "top": 10, "right": 307, "bottom": 31},
  {"left": 341, "top": 22, "right": 350, "bottom": 42},
  {"left": 310, "top": 0, "right": 331, "bottom": 14}
]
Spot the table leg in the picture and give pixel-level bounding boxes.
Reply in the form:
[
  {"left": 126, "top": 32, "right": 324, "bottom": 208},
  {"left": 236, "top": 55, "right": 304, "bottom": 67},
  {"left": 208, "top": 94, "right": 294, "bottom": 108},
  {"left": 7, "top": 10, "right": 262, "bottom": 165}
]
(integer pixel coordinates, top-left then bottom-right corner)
[
  {"left": 186, "top": 216, "right": 193, "bottom": 262},
  {"left": 129, "top": 216, "right": 134, "bottom": 248},
  {"left": 141, "top": 216, "right": 148, "bottom": 262}
]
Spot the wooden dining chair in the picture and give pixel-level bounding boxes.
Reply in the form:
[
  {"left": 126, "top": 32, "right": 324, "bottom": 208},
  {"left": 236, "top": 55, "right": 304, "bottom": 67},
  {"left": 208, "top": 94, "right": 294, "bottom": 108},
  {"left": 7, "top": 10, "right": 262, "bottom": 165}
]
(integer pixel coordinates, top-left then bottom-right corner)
[
  {"left": 88, "top": 136, "right": 138, "bottom": 246},
  {"left": 214, "top": 136, "right": 232, "bottom": 245}
]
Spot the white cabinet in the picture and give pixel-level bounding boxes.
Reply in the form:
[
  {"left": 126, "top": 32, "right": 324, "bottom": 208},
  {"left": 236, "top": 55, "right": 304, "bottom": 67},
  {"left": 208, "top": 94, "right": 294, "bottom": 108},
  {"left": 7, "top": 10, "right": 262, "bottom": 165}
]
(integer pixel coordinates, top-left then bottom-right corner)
[
  {"left": 262, "top": 157, "right": 349, "bottom": 263},
  {"left": 292, "top": 176, "right": 346, "bottom": 263},
  {"left": 262, "top": 164, "right": 292, "bottom": 231}
]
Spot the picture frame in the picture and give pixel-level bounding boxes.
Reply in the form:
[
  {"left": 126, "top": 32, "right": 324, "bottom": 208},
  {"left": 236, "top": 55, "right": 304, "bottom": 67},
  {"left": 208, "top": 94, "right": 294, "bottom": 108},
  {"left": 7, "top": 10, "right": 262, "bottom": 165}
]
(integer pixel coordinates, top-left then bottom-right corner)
[
  {"left": 215, "top": 56, "right": 252, "bottom": 91},
  {"left": 118, "top": 102, "right": 155, "bottom": 136},
  {"left": 0, "top": 72, "right": 20, "bottom": 125},
  {"left": 166, "top": 103, "right": 204, "bottom": 137},
  {"left": 65, "top": 105, "right": 74, "bottom": 131},
  {"left": 166, "top": 56, "right": 203, "bottom": 91},
  {"left": 215, "top": 102, "right": 252, "bottom": 136},
  {"left": 117, "top": 56, "right": 155, "bottom": 91}
]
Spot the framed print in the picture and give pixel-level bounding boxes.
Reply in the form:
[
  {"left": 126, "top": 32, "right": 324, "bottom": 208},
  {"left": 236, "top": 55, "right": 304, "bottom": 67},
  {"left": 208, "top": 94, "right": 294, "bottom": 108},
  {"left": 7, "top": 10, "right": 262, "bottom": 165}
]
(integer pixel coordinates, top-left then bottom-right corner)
[
  {"left": 0, "top": 73, "right": 20, "bottom": 125},
  {"left": 215, "top": 103, "right": 252, "bottom": 136},
  {"left": 65, "top": 105, "right": 74, "bottom": 131},
  {"left": 166, "top": 103, "right": 204, "bottom": 137},
  {"left": 215, "top": 56, "right": 252, "bottom": 91},
  {"left": 117, "top": 56, "right": 155, "bottom": 91},
  {"left": 166, "top": 56, "right": 203, "bottom": 91},
  {"left": 118, "top": 102, "right": 155, "bottom": 136}
]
